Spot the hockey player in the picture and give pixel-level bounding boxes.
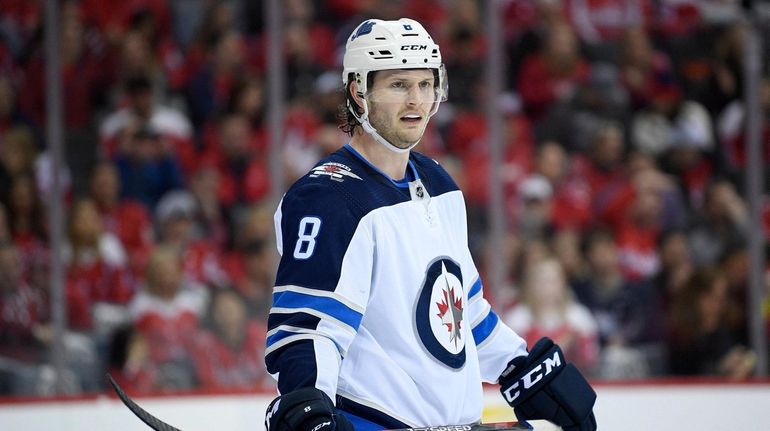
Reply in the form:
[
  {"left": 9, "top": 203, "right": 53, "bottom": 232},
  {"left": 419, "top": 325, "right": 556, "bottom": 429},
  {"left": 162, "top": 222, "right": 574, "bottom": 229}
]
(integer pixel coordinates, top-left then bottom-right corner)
[{"left": 264, "top": 18, "right": 597, "bottom": 431}]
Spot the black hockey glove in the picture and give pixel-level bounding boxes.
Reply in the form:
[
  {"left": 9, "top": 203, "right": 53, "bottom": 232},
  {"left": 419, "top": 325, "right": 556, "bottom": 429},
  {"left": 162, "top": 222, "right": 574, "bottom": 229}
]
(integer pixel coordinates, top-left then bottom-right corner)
[
  {"left": 264, "top": 387, "right": 354, "bottom": 431},
  {"left": 498, "top": 337, "right": 597, "bottom": 431}
]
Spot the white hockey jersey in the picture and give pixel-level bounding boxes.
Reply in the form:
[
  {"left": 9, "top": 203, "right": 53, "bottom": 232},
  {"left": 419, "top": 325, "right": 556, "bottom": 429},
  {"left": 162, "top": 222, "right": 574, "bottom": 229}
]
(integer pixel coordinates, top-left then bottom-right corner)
[{"left": 266, "top": 145, "right": 527, "bottom": 428}]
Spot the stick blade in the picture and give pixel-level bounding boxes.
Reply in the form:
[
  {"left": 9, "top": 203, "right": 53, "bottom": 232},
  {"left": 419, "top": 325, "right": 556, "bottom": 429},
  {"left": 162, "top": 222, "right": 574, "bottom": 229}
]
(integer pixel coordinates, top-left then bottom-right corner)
[{"left": 107, "top": 374, "right": 183, "bottom": 431}]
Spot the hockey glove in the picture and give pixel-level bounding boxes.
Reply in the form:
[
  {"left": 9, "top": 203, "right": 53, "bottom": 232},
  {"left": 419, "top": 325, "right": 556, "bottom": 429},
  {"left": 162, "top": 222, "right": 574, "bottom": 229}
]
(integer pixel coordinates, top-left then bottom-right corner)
[
  {"left": 498, "top": 337, "right": 597, "bottom": 431},
  {"left": 264, "top": 387, "right": 354, "bottom": 431}
]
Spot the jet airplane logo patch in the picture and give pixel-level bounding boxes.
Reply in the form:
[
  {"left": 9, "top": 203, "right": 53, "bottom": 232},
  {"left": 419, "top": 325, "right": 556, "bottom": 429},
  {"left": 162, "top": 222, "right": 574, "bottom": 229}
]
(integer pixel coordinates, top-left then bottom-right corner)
[{"left": 309, "top": 162, "right": 363, "bottom": 182}]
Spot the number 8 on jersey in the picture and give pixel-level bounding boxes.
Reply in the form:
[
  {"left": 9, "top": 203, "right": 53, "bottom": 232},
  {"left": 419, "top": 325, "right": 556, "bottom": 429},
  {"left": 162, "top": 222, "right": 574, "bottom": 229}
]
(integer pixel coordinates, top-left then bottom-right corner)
[{"left": 293, "top": 216, "right": 322, "bottom": 259}]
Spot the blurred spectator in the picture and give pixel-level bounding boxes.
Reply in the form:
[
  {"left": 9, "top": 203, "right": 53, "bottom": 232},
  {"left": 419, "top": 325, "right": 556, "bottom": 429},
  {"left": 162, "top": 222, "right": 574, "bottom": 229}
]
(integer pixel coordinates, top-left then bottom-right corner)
[
  {"left": 187, "top": 165, "right": 228, "bottom": 250},
  {"left": 185, "top": 1, "right": 242, "bottom": 76},
  {"left": 667, "top": 267, "right": 755, "bottom": 379},
  {"left": 190, "top": 288, "right": 271, "bottom": 390},
  {"left": 223, "top": 74, "right": 266, "bottom": 141},
  {"left": 573, "top": 228, "right": 664, "bottom": 378},
  {"left": 716, "top": 76, "right": 770, "bottom": 182},
  {"left": 155, "top": 190, "right": 229, "bottom": 289},
  {"left": 505, "top": 0, "right": 567, "bottom": 86},
  {"left": 123, "top": 8, "right": 187, "bottom": 93},
  {"left": 4, "top": 174, "right": 48, "bottom": 277},
  {"left": 503, "top": 258, "right": 599, "bottom": 374},
  {"left": 0, "top": 126, "right": 37, "bottom": 202},
  {"left": 284, "top": 13, "right": 335, "bottom": 99},
  {"left": 19, "top": 0, "right": 112, "bottom": 131},
  {"left": 444, "top": 24, "right": 484, "bottom": 110},
  {"left": 537, "top": 62, "right": 630, "bottom": 152},
  {"left": 0, "top": 241, "right": 48, "bottom": 394},
  {"left": 701, "top": 22, "right": 747, "bottom": 116},
  {"left": 89, "top": 161, "right": 155, "bottom": 276},
  {"left": 116, "top": 30, "right": 163, "bottom": 93},
  {"left": 313, "top": 123, "right": 348, "bottom": 158},
  {"left": 719, "top": 244, "right": 750, "bottom": 344},
  {"left": 452, "top": 102, "right": 535, "bottom": 217},
  {"left": 196, "top": 113, "right": 270, "bottom": 212},
  {"left": 223, "top": 204, "right": 276, "bottom": 318},
  {"left": 63, "top": 198, "right": 133, "bottom": 333},
  {"left": 186, "top": 29, "right": 252, "bottom": 130},
  {"left": 534, "top": 141, "right": 593, "bottom": 231},
  {"left": 652, "top": 229, "right": 694, "bottom": 301},
  {"left": 688, "top": 179, "right": 749, "bottom": 268},
  {"left": 599, "top": 161, "right": 688, "bottom": 280},
  {"left": 0, "top": 76, "right": 38, "bottom": 146},
  {"left": 79, "top": 0, "right": 172, "bottom": 44},
  {"left": 630, "top": 77, "right": 714, "bottom": 160},
  {"left": 564, "top": 0, "right": 653, "bottom": 61},
  {"left": 124, "top": 246, "right": 207, "bottom": 393},
  {"left": 617, "top": 26, "right": 676, "bottom": 110},
  {"left": 581, "top": 121, "right": 628, "bottom": 200},
  {"left": 114, "top": 124, "right": 185, "bottom": 209},
  {"left": 227, "top": 239, "right": 274, "bottom": 320},
  {"left": 100, "top": 75, "right": 195, "bottom": 173},
  {"left": 517, "top": 22, "right": 590, "bottom": 121},
  {"left": 551, "top": 228, "right": 586, "bottom": 286},
  {"left": 0, "top": 1, "right": 42, "bottom": 62},
  {"left": 515, "top": 174, "right": 555, "bottom": 241},
  {"left": 0, "top": 203, "right": 9, "bottom": 243}
]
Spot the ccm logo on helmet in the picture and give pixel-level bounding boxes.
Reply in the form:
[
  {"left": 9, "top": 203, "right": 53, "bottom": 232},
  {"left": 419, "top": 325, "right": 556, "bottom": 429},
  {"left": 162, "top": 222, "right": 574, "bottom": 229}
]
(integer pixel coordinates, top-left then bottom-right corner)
[
  {"left": 502, "top": 351, "right": 563, "bottom": 403},
  {"left": 401, "top": 45, "right": 428, "bottom": 50}
]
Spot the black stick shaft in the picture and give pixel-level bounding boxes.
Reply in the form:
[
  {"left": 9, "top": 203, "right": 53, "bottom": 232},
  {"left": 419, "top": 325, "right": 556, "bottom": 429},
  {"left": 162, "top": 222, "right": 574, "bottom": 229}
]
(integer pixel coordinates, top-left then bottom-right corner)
[{"left": 107, "top": 374, "right": 183, "bottom": 431}]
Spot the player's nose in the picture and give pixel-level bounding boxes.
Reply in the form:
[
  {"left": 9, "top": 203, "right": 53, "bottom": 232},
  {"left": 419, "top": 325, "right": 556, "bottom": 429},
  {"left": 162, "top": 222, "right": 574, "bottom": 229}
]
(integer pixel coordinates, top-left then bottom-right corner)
[{"left": 405, "top": 85, "right": 424, "bottom": 106}]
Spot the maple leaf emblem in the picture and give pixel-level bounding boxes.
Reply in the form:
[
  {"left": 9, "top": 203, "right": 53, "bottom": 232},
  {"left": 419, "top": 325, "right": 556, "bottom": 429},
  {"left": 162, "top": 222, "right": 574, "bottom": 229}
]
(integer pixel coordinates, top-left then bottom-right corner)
[{"left": 435, "top": 263, "right": 463, "bottom": 347}]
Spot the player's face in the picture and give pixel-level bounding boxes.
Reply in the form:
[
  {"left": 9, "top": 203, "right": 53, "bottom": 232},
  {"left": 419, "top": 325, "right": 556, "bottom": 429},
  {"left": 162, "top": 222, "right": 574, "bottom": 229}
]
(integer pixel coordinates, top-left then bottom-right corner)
[{"left": 366, "top": 69, "right": 436, "bottom": 150}]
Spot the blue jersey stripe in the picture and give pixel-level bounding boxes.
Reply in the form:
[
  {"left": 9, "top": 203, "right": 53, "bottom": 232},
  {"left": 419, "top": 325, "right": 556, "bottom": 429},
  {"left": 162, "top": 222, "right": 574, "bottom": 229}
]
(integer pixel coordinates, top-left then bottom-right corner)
[
  {"left": 272, "top": 290, "right": 363, "bottom": 330},
  {"left": 468, "top": 278, "right": 482, "bottom": 299},
  {"left": 471, "top": 309, "right": 499, "bottom": 346}
]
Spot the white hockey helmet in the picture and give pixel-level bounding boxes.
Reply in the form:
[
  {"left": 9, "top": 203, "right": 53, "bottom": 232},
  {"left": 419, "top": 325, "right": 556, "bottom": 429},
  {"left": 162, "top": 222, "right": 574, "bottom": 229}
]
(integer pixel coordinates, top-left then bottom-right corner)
[{"left": 342, "top": 18, "right": 448, "bottom": 153}]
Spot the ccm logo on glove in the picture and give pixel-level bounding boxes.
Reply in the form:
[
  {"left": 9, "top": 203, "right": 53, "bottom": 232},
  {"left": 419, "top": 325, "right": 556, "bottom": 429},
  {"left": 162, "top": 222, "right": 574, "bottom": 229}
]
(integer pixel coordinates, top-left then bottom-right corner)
[
  {"left": 311, "top": 421, "right": 332, "bottom": 431},
  {"left": 502, "top": 349, "right": 563, "bottom": 403}
]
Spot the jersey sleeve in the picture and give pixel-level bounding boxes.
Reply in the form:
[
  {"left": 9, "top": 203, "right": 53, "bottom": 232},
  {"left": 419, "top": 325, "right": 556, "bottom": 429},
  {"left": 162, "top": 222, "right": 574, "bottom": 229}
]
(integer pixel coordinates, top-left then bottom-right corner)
[
  {"left": 265, "top": 182, "right": 373, "bottom": 402},
  {"left": 465, "top": 276, "right": 528, "bottom": 383}
]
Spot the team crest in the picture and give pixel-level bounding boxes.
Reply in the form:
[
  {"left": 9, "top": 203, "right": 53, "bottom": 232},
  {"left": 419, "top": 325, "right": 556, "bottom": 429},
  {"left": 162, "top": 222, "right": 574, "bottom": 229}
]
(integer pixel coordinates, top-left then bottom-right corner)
[
  {"left": 351, "top": 21, "right": 376, "bottom": 40},
  {"left": 415, "top": 258, "right": 466, "bottom": 369},
  {"left": 309, "top": 162, "right": 362, "bottom": 182}
]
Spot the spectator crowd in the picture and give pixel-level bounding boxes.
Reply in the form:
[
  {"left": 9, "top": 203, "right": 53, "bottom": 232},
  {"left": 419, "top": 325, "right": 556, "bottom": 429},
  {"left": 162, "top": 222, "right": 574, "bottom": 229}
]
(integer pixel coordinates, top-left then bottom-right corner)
[{"left": 0, "top": 0, "right": 768, "bottom": 397}]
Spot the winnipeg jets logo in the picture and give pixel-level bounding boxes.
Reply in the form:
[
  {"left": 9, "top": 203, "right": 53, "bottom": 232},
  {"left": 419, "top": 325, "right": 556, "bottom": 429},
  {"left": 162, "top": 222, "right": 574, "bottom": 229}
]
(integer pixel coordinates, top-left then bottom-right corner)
[
  {"left": 416, "top": 258, "right": 466, "bottom": 368},
  {"left": 309, "top": 162, "right": 362, "bottom": 182},
  {"left": 436, "top": 263, "right": 464, "bottom": 348},
  {"left": 351, "top": 21, "right": 376, "bottom": 40}
]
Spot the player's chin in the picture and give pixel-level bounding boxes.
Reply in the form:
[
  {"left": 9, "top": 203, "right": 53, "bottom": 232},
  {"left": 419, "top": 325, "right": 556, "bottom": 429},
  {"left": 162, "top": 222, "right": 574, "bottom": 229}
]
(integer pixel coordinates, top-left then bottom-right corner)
[{"left": 398, "top": 134, "right": 423, "bottom": 149}]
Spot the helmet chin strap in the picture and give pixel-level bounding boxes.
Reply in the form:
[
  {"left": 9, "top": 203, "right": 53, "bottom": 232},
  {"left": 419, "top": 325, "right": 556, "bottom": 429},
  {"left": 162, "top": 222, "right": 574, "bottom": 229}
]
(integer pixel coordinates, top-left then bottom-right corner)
[
  {"left": 360, "top": 117, "right": 419, "bottom": 154},
  {"left": 351, "top": 98, "right": 420, "bottom": 154}
]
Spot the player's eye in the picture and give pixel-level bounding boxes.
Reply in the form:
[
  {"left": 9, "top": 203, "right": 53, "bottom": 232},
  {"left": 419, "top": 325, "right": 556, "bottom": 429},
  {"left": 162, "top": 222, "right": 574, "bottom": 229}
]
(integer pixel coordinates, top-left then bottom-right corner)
[
  {"left": 419, "top": 81, "right": 433, "bottom": 89},
  {"left": 390, "top": 81, "right": 406, "bottom": 89}
]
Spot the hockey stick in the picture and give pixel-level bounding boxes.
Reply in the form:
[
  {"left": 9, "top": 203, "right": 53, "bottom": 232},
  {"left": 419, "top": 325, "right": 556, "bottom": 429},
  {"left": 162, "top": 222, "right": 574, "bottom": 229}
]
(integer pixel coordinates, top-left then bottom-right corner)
[
  {"left": 107, "top": 374, "right": 182, "bottom": 431},
  {"left": 108, "top": 374, "right": 533, "bottom": 431}
]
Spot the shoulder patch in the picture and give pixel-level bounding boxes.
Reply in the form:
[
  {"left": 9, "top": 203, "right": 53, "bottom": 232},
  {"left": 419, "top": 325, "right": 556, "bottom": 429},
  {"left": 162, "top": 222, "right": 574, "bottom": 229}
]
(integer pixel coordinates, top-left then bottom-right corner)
[{"left": 309, "top": 162, "right": 363, "bottom": 182}]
